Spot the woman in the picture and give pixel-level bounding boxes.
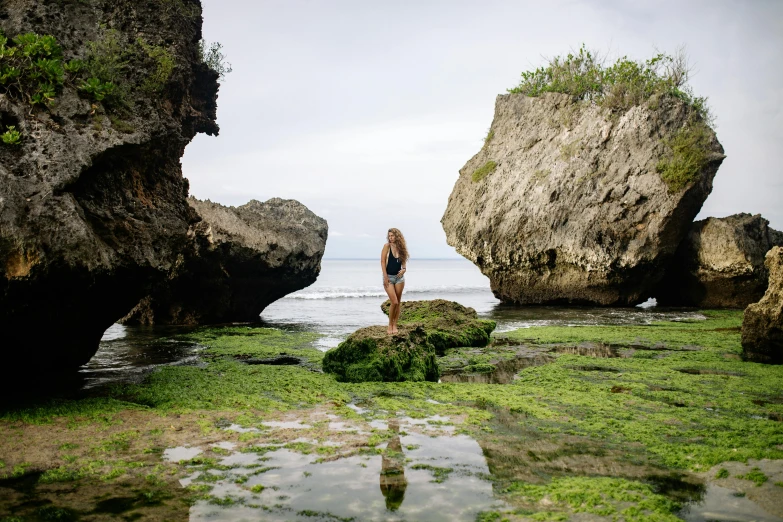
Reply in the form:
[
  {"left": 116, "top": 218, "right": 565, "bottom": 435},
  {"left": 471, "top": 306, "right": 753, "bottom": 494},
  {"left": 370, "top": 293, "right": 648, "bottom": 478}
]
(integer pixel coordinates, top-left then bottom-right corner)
[{"left": 381, "top": 228, "right": 409, "bottom": 334}]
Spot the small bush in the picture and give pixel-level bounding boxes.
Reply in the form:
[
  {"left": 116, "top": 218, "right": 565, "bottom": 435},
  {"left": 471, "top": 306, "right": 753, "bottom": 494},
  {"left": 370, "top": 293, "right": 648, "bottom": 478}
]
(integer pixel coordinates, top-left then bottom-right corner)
[
  {"left": 78, "top": 28, "right": 131, "bottom": 106},
  {"left": 198, "top": 40, "right": 232, "bottom": 80},
  {"left": 656, "top": 122, "right": 712, "bottom": 192},
  {"left": 0, "top": 31, "right": 64, "bottom": 106},
  {"left": 715, "top": 468, "right": 729, "bottom": 479},
  {"left": 484, "top": 129, "right": 494, "bottom": 146},
  {"left": 137, "top": 38, "right": 175, "bottom": 93},
  {"left": 472, "top": 160, "right": 497, "bottom": 182}
]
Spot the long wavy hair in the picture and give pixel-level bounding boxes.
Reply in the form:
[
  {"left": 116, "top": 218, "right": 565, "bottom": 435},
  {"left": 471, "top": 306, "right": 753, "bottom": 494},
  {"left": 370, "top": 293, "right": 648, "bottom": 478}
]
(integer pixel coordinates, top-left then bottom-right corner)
[{"left": 387, "top": 228, "right": 410, "bottom": 264}]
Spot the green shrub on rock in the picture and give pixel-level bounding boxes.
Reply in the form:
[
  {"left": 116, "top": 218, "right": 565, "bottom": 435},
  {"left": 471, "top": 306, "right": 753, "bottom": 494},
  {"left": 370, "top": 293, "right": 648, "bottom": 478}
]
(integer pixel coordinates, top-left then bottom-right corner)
[{"left": 0, "top": 31, "right": 64, "bottom": 106}]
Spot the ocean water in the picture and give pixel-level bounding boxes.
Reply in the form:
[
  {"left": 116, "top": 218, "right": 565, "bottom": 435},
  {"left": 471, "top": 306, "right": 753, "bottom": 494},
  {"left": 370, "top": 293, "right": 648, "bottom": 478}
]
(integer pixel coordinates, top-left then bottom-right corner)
[
  {"left": 87, "top": 258, "right": 703, "bottom": 388},
  {"left": 259, "top": 259, "right": 704, "bottom": 349}
]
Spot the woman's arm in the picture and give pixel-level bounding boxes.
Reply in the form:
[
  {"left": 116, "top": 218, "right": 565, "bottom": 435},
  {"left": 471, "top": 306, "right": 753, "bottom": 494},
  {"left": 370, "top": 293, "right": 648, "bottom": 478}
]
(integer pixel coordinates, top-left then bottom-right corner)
[{"left": 381, "top": 244, "right": 390, "bottom": 287}]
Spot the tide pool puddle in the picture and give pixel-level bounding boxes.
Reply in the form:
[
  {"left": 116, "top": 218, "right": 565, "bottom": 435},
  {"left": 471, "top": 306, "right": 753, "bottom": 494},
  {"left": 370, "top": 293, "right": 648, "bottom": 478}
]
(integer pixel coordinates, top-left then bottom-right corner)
[
  {"left": 181, "top": 416, "right": 503, "bottom": 521},
  {"left": 163, "top": 446, "right": 203, "bottom": 462},
  {"left": 680, "top": 484, "right": 783, "bottom": 521}
]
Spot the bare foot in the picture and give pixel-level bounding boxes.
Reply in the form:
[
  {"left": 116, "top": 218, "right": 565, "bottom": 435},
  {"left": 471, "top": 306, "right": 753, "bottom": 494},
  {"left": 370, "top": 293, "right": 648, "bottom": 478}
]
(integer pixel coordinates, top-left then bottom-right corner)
[
  {"left": 391, "top": 326, "right": 398, "bottom": 334},
  {"left": 387, "top": 326, "right": 393, "bottom": 335}
]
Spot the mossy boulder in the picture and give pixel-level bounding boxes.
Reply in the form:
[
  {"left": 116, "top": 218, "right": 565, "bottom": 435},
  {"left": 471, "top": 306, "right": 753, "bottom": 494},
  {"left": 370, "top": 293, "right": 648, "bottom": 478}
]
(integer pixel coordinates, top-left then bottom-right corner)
[
  {"left": 380, "top": 299, "right": 496, "bottom": 354},
  {"left": 323, "top": 299, "right": 496, "bottom": 382},
  {"left": 322, "top": 325, "right": 439, "bottom": 383}
]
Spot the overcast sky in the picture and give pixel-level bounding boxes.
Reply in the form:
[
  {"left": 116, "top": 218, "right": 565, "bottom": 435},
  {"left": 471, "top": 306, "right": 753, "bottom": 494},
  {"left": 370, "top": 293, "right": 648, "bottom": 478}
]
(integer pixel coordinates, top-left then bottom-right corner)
[{"left": 183, "top": 0, "right": 783, "bottom": 259}]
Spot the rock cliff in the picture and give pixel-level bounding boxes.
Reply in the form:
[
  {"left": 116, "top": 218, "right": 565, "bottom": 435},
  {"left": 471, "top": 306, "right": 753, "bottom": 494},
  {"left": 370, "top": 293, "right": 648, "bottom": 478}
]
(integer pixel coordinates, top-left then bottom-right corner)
[
  {"left": 655, "top": 214, "right": 783, "bottom": 308},
  {"left": 0, "top": 0, "right": 218, "bottom": 368},
  {"left": 121, "top": 197, "right": 327, "bottom": 325},
  {"left": 742, "top": 247, "right": 783, "bottom": 363},
  {"left": 441, "top": 93, "right": 724, "bottom": 305}
]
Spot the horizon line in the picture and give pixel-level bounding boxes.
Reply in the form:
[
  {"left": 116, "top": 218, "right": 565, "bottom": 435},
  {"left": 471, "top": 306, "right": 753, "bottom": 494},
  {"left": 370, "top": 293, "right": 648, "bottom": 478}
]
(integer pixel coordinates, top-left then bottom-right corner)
[{"left": 322, "top": 257, "right": 468, "bottom": 260}]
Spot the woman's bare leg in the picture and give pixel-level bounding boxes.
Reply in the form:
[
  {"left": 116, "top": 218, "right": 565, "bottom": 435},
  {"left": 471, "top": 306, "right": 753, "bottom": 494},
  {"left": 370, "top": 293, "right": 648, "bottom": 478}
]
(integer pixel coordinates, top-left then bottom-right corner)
[
  {"left": 384, "top": 282, "right": 399, "bottom": 334},
  {"left": 392, "top": 281, "right": 405, "bottom": 333}
]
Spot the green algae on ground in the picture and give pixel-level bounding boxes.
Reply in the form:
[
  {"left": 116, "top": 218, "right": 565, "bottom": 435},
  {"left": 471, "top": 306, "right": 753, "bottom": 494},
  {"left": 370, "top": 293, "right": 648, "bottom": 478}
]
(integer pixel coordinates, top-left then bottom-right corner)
[
  {"left": 499, "top": 310, "right": 742, "bottom": 352},
  {"left": 2, "top": 309, "right": 783, "bottom": 520},
  {"left": 737, "top": 467, "right": 768, "bottom": 486},
  {"left": 180, "top": 325, "right": 324, "bottom": 363},
  {"left": 503, "top": 476, "right": 681, "bottom": 520}
]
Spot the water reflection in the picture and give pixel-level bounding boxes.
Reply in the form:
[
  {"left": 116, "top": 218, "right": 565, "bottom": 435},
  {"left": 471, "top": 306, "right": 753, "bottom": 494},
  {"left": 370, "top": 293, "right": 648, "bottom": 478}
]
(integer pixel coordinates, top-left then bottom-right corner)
[
  {"left": 680, "top": 484, "right": 783, "bottom": 522},
  {"left": 380, "top": 418, "right": 407, "bottom": 511},
  {"left": 183, "top": 415, "right": 501, "bottom": 521}
]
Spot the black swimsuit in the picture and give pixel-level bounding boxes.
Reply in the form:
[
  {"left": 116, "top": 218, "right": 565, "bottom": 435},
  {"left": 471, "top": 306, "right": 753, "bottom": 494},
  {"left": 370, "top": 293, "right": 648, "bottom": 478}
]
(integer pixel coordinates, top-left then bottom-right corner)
[{"left": 386, "top": 248, "right": 402, "bottom": 275}]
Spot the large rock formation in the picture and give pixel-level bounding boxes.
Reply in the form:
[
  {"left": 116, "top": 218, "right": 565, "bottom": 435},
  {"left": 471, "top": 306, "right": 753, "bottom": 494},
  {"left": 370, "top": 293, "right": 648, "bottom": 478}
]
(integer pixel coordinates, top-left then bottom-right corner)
[
  {"left": 742, "top": 247, "right": 783, "bottom": 363},
  {"left": 121, "top": 197, "right": 327, "bottom": 325},
  {"left": 441, "top": 93, "right": 724, "bottom": 306},
  {"left": 656, "top": 214, "right": 783, "bottom": 308},
  {"left": 0, "top": 0, "right": 218, "bottom": 368}
]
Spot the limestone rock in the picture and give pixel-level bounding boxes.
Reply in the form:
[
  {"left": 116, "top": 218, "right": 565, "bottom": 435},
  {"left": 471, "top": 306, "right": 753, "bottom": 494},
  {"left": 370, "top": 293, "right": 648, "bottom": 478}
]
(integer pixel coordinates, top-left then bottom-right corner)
[
  {"left": 121, "top": 197, "right": 327, "bottom": 325},
  {"left": 380, "top": 299, "right": 496, "bottom": 354},
  {"left": 441, "top": 93, "right": 725, "bottom": 306},
  {"left": 0, "top": 1, "right": 218, "bottom": 368},
  {"left": 656, "top": 214, "right": 783, "bottom": 308},
  {"left": 742, "top": 247, "right": 783, "bottom": 363}
]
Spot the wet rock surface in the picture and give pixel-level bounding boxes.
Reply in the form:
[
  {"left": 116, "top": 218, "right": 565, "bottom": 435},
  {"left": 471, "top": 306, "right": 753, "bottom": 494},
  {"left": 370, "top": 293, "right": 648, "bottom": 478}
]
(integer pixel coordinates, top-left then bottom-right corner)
[
  {"left": 0, "top": 0, "right": 218, "bottom": 368},
  {"left": 121, "top": 197, "right": 327, "bottom": 325},
  {"left": 441, "top": 92, "right": 724, "bottom": 306},
  {"left": 656, "top": 213, "right": 783, "bottom": 308},
  {"left": 742, "top": 247, "right": 783, "bottom": 363}
]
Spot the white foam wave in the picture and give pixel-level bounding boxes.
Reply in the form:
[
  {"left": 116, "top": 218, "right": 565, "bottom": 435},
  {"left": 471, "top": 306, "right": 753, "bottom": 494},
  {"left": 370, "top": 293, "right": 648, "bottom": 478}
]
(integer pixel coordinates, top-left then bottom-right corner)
[{"left": 285, "top": 286, "right": 490, "bottom": 300}]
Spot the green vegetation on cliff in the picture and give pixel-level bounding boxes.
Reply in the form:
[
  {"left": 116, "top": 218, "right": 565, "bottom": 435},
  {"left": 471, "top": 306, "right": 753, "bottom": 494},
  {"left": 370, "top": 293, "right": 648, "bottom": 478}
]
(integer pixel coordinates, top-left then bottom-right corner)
[
  {"left": 472, "top": 160, "right": 497, "bottom": 182},
  {"left": 507, "top": 45, "right": 719, "bottom": 192},
  {"left": 0, "top": 31, "right": 65, "bottom": 106},
  {"left": 508, "top": 44, "right": 711, "bottom": 123},
  {"left": 656, "top": 123, "right": 715, "bottom": 192}
]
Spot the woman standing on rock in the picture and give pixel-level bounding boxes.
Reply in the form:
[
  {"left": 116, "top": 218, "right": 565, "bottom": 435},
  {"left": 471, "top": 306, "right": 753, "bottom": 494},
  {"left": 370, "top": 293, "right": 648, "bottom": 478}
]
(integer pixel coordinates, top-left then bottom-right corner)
[{"left": 382, "top": 228, "right": 409, "bottom": 335}]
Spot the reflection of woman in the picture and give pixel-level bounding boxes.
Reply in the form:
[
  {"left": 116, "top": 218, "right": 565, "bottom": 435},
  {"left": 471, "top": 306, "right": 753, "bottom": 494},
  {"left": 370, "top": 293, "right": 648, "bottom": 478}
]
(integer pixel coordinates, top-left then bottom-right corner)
[
  {"left": 381, "top": 228, "right": 409, "bottom": 335},
  {"left": 379, "top": 418, "right": 407, "bottom": 511}
]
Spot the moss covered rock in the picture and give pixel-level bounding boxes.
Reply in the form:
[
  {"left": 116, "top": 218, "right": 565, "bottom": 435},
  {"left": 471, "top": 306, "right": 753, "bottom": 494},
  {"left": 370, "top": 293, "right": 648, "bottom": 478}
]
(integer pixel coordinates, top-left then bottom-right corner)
[
  {"left": 322, "top": 325, "right": 439, "bottom": 383},
  {"left": 323, "top": 299, "right": 496, "bottom": 382},
  {"left": 380, "top": 299, "right": 496, "bottom": 354}
]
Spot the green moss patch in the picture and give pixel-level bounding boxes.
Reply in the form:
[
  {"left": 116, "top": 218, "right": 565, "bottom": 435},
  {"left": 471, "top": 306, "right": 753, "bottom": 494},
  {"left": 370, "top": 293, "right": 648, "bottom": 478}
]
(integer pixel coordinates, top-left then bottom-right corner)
[
  {"left": 381, "top": 299, "right": 496, "bottom": 354},
  {"left": 503, "top": 476, "right": 681, "bottom": 520},
  {"left": 656, "top": 122, "right": 714, "bottom": 192},
  {"left": 472, "top": 160, "right": 497, "bottom": 182}
]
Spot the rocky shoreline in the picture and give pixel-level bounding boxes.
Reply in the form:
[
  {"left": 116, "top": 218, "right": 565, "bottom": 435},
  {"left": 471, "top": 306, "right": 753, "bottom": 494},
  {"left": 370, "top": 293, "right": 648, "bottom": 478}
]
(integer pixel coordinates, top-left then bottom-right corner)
[{"left": 1, "top": 307, "right": 782, "bottom": 520}]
